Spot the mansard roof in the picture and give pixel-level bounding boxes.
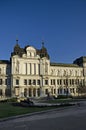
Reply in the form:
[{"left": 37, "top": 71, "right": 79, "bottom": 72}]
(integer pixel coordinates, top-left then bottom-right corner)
[
  {"left": 50, "top": 62, "right": 80, "bottom": 67},
  {"left": 0, "top": 60, "right": 10, "bottom": 64},
  {"left": 11, "top": 43, "right": 25, "bottom": 57},
  {"left": 73, "top": 56, "right": 86, "bottom": 66}
]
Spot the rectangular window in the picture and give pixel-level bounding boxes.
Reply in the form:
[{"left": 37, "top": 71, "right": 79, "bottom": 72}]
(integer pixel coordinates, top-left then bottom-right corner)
[
  {"left": 24, "top": 79, "right": 27, "bottom": 85},
  {"left": 45, "top": 89, "right": 48, "bottom": 94},
  {"left": 66, "top": 79, "right": 68, "bottom": 85},
  {"left": 5, "top": 79, "right": 7, "bottom": 85},
  {"left": 30, "top": 63, "right": 31, "bottom": 74},
  {"left": 28, "top": 79, "right": 31, "bottom": 85},
  {"left": 33, "top": 80, "right": 36, "bottom": 85},
  {"left": 38, "top": 64, "right": 40, "bottom": 75},
  {"left": 53, "top": 79, "right": 55, "bottom": 85},
  {"left": 45, "top": 80, "right": 48, "bottom": 85},
  {"left": 8, "top": 78, "right": 11, "bottom": 85},
  {"left": 16, "top": 79, "right": 19, "bottom": 85},
  {"left": 70, "top": 79, "right": 71, "bottom": 85},
  {"left": 34, "top": 64, "right": 36, "bottom": 74},
  {"left": 0, "top": 79, "right": 2, "bottom": 85},
  {"left": 37, "top": 80, "right": 40, "bottom": 85},
  {"left": 72, "top": 79, "right": 74, "bottom": 85},
  {"left": 51, "top": 79, "right": 53, "bottom": 85},
  {"left": 57, "top": 79, "right": 59, "bottom": 85},
  {"left": 51, "top": 79, "right": 55, "bottom": 85},
  {"left": 64, "top": 79, "right": 66, "bottom": 85},
  {"left": 60, "top": 79, "right": 62, "bottom": 85},
  {"left": 64, "top": 89, "right": 66, "bottom": 94}
]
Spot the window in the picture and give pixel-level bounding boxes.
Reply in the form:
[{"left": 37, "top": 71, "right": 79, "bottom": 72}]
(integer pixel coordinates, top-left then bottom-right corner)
[
  {"left": 33, "top": 80, "right": 36, "bottom": 85},
  {"left": 72, "top": 79, "right": 74, "bottom": 85},
  {"left": 45, "top": 80, "right": 48, "bottom": 85},
  {"left": 5, "top": 79, "right": 7, "bottom": 85},
  {"left": 30, "top": 63, "right": 31, "bottom": 74},
  {"left": 57, "top": 79, "right": 59, "bottom": 85},
  {"left": 51, "top": 79, "right": 53, "bottom": 85},
  {"left": 45, "top": 89, "right": 48, "bottom": 94},
  {"left": 51, "top": 79, "right": 55, "bottom": 85},
  {"left": 16, "top": 79, "right": 19, "bottom": 85},
  {"left": 64, "top": 89, "right": 66, "bottom": 94},
  {"left": 34, "top": 63, "right": 36, "bottom": 75},
  {"left": 37, "top": 80, "right": 40, "bottom": 85},
  {"left": 66, "top": 79, "right": 68, "bottom": 85},
  {"left": 7, "top": 78, "right": 11, "bottom": 85},
  {"left": 60, "top": 79, "right": 62, "bottom": 85},
  {"left": 63, "top": 79, "right": 66, "bottom": 85},
  {"left": 60, "top": 89, "right": 62, "bottom": 94},
  {"left": 53, "top": 80, "right": 55, "bottom": 85},
  {"left": 25, "top": 63, "right": 27, "bottom": 75},
  {"left": 24, "top": 79, "right": 27, "bottom": 85},
  {"left": 70, "top": 79, "right": 72, "bottom": 85},
  {"left": 28, "top": 79, "right": 31, "bottom": 85},
  {"left": 0, "top": 79, "right": 2, "bottom": 85},
  {"left": 0, "top": 68, "right": 1, "bottom": 74},
  {"left": 38, "top": 64, "right": 40, "bottom": 75}
]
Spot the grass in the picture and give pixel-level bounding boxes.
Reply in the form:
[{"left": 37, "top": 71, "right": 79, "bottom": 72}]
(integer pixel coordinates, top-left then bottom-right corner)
[
  {"left": 0, "top": 103, "right": 57, "bottom": 119},
  {"left": 0, "top": 98, "right": 83, "bottom": 119}
]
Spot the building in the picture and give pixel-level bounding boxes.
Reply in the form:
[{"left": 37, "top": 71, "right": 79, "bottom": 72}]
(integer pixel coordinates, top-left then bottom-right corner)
[{"left": 0, "top": 40, "right": 86, "bottom": 99}]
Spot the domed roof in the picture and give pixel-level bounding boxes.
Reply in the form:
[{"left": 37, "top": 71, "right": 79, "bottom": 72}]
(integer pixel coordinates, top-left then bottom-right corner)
[{"left": 41, "top": 42, "right": 47, "bottom": 52}]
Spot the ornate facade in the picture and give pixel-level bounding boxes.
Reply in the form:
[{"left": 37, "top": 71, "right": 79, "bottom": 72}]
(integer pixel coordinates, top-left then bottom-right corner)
[{"left": 0, "top": 40, "right": 86, "bottom": 98}]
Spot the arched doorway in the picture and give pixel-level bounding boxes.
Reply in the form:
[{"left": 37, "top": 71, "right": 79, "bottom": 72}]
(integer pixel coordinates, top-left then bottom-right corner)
[
  {"left": 0, "top": 89, "right": 2, "bottom": 97},
  {"left": 33, "top": 88, "right": 36, "bottom": 97},
  {"left": 37, "top": 88, "right": 40, "bottom": 97},
  {"left": 24, "top": 88, "right": 27, "bottom": 97},
  {"left": 29, "top": 88, "right": 32, "bottom": 97}
]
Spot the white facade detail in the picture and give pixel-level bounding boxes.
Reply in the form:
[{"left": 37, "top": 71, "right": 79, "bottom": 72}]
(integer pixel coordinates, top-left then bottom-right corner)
[{"left": 0, "top": 41, "right": 86, "bottom": 99}]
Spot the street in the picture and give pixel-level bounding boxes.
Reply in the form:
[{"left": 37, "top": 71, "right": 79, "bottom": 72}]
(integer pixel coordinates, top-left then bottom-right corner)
[{"left": 0, "top": 103, "right": 86, "bottom": 130}]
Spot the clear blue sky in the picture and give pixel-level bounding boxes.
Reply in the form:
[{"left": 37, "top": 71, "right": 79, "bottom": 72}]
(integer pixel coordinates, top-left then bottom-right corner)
[{"left": 0, "top": 0, "right": 86, "bottom": 63}]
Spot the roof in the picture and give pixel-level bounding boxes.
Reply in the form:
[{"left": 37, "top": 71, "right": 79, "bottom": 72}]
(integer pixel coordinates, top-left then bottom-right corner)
[
  {"left": 0, "top": 60, "right": 10, "bottom": 64},
  {"left": 50, "top": 62, "right": 80, "bottom": 67}
]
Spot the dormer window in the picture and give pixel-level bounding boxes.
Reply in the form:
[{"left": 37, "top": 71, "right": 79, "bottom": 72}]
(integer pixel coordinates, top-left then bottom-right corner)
[{"left": 26, "top": 46, "right": 36, "bottom": 57}]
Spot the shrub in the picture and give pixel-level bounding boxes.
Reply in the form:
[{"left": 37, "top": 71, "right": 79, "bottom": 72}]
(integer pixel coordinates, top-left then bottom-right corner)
[
  {"left": 7, "top": 97, "right": 17, "bottom": 102},
  {"left": 57, "top": 95, "right": 73, "bottom": 99}
]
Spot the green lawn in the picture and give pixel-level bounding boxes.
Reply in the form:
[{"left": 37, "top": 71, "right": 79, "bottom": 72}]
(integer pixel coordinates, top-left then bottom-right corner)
[{"left": 0, "top": 103, "right": 57, "bottom": 119}]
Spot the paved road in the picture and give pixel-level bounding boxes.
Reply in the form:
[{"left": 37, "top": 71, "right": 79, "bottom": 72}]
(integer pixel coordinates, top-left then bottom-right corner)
[{"left": 0, "top": 104, "right": 86, "bottom": 130}]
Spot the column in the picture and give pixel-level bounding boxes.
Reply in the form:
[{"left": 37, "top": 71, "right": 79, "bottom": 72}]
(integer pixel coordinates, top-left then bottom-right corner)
[
  {"left": 2, "top": 88, "right": 5, "bottom": 98},
  {"left": 21, "top": 88, "right": 24, "bottom": 97}
]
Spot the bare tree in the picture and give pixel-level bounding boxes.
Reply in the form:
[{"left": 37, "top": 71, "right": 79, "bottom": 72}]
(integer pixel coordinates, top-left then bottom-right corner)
[{"left": 77, "top": 83, "right": 86, "bottom": 96}]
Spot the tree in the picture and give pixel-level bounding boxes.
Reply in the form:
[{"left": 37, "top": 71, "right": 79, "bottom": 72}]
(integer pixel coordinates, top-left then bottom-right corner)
[{"left": 77, "top": 83, "right": 86, "bottom": 96}]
